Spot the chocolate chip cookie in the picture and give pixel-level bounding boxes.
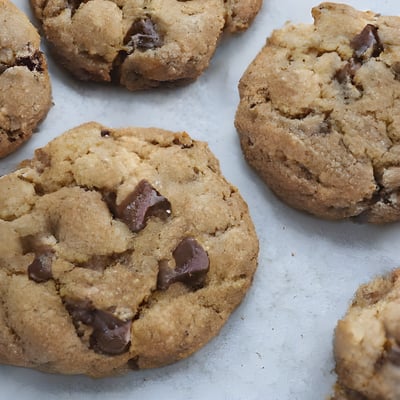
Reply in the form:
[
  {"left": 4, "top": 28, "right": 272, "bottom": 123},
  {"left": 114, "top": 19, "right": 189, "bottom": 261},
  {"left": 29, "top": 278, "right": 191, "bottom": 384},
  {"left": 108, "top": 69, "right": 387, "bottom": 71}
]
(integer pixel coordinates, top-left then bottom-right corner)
[
  {"left": 235, "top": 2, "right": 400, "bottom": 223},
  {"left": 0, "top": 0, "right": 52, "bottom": 158},
  {"left": 0, "top": 122, "right": 258, "bottom": 377},
  {"left": 332, "top": 269, "right": 400, "bottom": 400},
  {"left": 30, "top": 0, "right": 262, "bottom": 90}
]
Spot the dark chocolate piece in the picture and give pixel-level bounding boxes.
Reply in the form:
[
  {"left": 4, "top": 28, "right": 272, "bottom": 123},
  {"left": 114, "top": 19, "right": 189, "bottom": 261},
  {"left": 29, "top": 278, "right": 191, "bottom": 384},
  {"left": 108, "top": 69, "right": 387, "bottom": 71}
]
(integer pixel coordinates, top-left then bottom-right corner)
[
  {"left": 335, "top": 58, "right": 361, "bottom": 84},
  {"left": 90, "top": 310, "right": 132, "bottom": 355},
  {"left": 124, "top": 18, "right": 163, "bottom": 52},
  {"left": 157, "top": 237, "right": 209, "bottom": 290},
  {"left": 65, "top": 298, "right": 131, "bottom": 355},
  {"left": 116, "top": 179, "right": 171, "bottom": 233},
  {"left": 16, "top": 51, "right": 44, "bottom": 72},
  {"left": 28, "top": 248, "right": 54, "bottom": 283},
  {"left": 350, "top": 24, "right": 383, "bottom": 59}
]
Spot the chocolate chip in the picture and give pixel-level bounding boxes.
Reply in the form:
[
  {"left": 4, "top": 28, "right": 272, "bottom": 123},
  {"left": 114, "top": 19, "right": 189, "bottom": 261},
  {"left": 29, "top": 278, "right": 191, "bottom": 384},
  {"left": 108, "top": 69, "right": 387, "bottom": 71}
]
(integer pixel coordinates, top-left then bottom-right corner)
[
  {"left": 116, "top": 180, "right": 171, "bottom": 233},
  {"left": 27, "top": 248, "right": 54, "bottom": 283},
  {"left": 64, "top": 298, "right": 94, "bottom": 326},
  {"left": 124, "top": 18, "right": 163, "bottom": 52},
  {"left": 15, "top": 51, "right": 44, "bottom": 73},
  {"left": 34, "top": 148, "right": 51, "bottom": 173},
  {"left": 350, "top": 24, "right": 383, "bottom": 60},
  {"left": 90, "top": 310, "right": 132, "bottom": 355},
  {"left": 157, "top": 237, "right": 209, "bottom": 290},
  {"left": 335, "top": 58, "right": 361, "bottom": 84},
  {"left": 64, "top": 298, "right": 131, "bottom": 355}
]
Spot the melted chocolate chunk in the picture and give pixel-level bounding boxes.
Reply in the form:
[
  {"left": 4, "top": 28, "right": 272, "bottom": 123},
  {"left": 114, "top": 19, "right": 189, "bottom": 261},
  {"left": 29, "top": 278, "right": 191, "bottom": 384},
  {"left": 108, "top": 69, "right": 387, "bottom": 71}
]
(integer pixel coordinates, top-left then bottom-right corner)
[
  {"left": 124, "top": 18, "right": 163, "bottom": 52},
  {"left": 65, "top": 298, "right": 94, "bottom": 325},
  {"left": 34, "top": 148, "right": 52, "bottom": 173},
  {"left": 90, "top": 310, "right": 132, "bottom": 355},
  {"left": 64, "top": 299, "right": 131, "bottom": 355},
  {"left": 335, "top": 57, "right": 361, "bottom": 84},
  {"left": 15, "top": 51, "right": 44, "bottom": 72},
  {"left": 116, "top": 180, "right": 171, "bottom": 233},
  {"left": 350, "top": 24, "right": 383, "bottom": 60},
  {"left": 27, "top": 248, "right": 54, "bottom": 283},
  {"left": 336, "top": 25, "right": 383, "bottom": 85},
  {"left": 157, "top": 237, "right": 210, "bottom": 291}
]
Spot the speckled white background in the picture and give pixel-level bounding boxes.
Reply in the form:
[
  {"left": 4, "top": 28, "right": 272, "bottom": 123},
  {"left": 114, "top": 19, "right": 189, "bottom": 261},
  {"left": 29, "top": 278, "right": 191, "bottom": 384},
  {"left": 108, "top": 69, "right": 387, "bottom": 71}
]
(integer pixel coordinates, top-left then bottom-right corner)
[{"left": 2, "top": 0, "right": 400, "bottom": 399}]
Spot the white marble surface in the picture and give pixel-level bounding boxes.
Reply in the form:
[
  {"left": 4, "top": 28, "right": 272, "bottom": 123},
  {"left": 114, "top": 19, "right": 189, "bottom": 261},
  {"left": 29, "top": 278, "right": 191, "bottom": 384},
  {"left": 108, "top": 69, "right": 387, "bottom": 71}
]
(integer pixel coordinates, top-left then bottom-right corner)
[{"left": 2, "top": 0, "right": 400, "bottom": 399}]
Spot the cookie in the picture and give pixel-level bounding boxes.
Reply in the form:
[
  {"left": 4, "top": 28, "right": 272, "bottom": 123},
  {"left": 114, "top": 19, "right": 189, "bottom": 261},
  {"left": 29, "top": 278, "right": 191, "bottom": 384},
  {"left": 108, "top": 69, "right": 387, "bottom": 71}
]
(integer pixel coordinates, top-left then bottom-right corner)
[
  {"left": 0, "top": 122, "right": 258, "bottom": 377},
  {"left": 0, "top": 0, "right": 52, "bottom": 158},
  {"left": 235, "top": 2, "right": 400, "bottom": 223},
  {"left": 30, "top": 0, "right": 262, "bottom": 90},
  {"left": 331, "top": 269, "right": 400, "bottom": 400}
]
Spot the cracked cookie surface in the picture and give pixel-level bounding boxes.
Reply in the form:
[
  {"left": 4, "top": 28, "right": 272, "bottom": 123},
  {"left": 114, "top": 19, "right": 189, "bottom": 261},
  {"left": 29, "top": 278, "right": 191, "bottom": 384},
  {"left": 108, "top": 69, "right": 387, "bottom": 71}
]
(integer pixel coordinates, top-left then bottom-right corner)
[
  {"left": 30, "top": 0, "right": 262, "bottom": 90},
  {"left": 0, "top": 0, "right": 52, "bottom": 158},
  {"left": 235, "top": 2, "right": 400, "bottom": 222},
  {"left": 0, "top": 122, "right": 258, "bottom": 377},
  {"left": 332, "top": 269, "right": 400, "bottom": 400}
]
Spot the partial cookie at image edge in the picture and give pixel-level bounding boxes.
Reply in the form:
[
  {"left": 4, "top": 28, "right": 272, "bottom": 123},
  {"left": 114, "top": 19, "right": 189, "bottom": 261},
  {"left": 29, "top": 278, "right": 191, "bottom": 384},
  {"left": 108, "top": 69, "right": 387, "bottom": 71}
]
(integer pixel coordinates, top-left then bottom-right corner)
[
  {"left": 0, "top": 0, "right": 52, "bottom": 158},
  {"left": 235, "top": 2, "right": 400, "bottom": 223},
  {"left": 29, "top": 0, "right": 262, "bottom": 90}
]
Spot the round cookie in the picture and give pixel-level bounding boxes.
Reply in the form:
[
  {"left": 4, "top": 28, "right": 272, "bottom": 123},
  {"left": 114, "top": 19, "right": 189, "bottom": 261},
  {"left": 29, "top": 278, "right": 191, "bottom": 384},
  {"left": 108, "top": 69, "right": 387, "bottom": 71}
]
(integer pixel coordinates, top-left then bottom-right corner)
[
  {"left": 30, "top": 0, "right": 262, "bottom": 90},
  {"left": 235, "top": 2, "right": 400, "bottom": 223},
  {"left": 0, "top": 0, "right": 52, "bottom": 158},
  {"left": 332, "top": 269, "right": 400, "bottom": 400},
  {"left": 0, "top": 122, "right": 258, "bottom": 377}
]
